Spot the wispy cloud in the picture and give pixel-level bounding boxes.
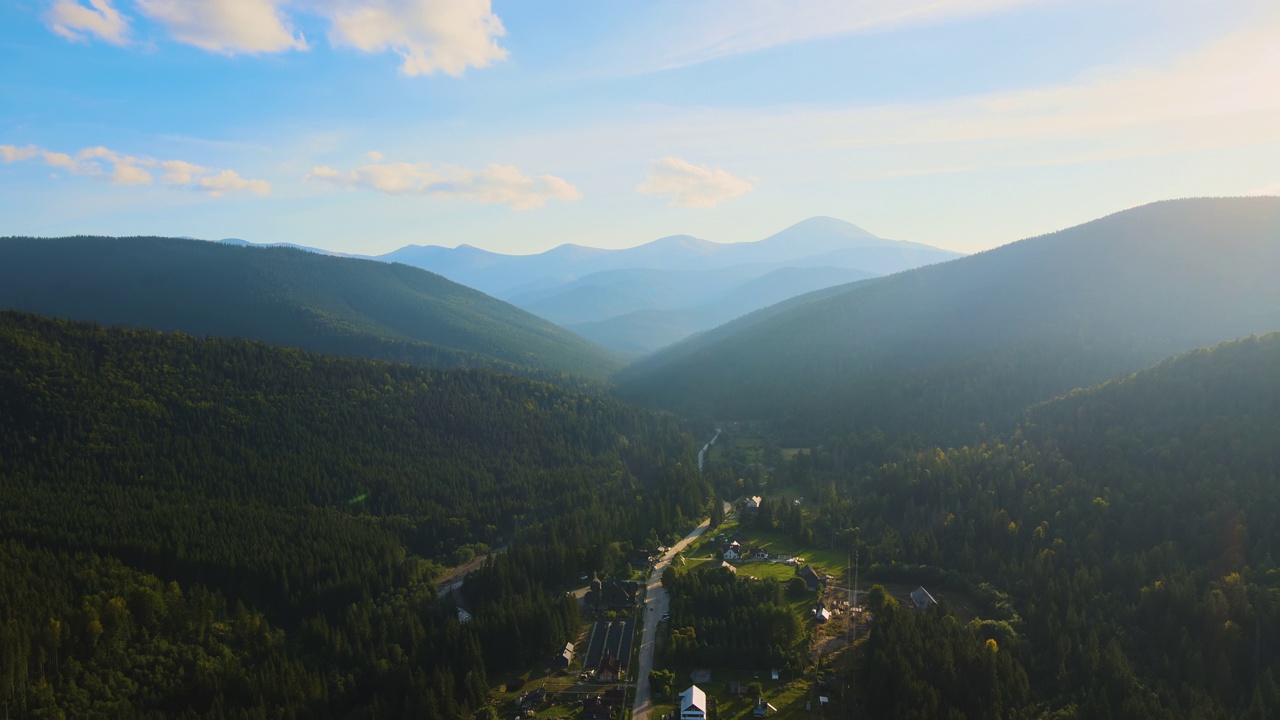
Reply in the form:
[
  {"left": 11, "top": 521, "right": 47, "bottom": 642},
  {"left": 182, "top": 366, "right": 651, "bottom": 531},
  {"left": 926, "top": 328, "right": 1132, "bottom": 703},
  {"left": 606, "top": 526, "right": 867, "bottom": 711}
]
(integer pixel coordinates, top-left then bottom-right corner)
[
  {"left": 43, "top": 0, "right": 507, "bottom": 75},
  {"left": 45, "top": 0, "right": 131, "bottom": 45},
  {"left": 815, "top": 12, "right": 1280, "bottom": 165},
  {"left": 638, "top": 157, "right": 753, "bottom": 208},
  {"left": 1, "top": 143, "right": 270, "bottom": 196},
  {"left": 308, "top": 158, "right": 580, "bottom": 210},
  {"left": 642, "top": 0, "right": 1058, "bottom": 71},
  {"left": 592, "top": 10, "right": 1280, "bottom": 184}
]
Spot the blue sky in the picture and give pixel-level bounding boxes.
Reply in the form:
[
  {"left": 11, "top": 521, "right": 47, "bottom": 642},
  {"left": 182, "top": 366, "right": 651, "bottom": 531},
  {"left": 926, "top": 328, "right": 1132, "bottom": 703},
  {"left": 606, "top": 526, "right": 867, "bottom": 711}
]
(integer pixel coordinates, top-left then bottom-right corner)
[{"left": 2, "top": 0, "right": 1278, "bottom": 255}]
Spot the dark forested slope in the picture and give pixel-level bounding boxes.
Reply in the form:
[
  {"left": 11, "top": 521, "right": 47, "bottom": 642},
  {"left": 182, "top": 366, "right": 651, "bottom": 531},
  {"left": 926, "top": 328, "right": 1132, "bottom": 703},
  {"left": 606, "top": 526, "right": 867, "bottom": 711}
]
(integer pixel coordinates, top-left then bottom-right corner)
[
  {"left": 790, "top": 332, "right": 1280, "bottom": 718},
  {"left": 617, "top": 197, "right": 1280, "bottom": 443},
  {"left": 0, "top": 311, "right": 708, "bottom": 718},
  {"left": 0, "top": 235, "right": 622, "bottom": 382}
]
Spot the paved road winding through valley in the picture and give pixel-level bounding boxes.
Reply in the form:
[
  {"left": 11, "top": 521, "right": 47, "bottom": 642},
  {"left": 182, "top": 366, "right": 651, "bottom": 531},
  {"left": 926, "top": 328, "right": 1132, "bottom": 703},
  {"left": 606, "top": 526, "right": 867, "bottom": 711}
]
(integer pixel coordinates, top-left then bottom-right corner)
[{"left": 632, "top": 497, "right": 731, "bottom": 720}]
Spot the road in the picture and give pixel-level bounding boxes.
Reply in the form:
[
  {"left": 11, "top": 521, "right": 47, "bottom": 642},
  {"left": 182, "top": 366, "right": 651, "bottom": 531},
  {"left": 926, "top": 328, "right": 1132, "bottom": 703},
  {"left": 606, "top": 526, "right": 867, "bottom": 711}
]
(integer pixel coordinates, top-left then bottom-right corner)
[
  {"left": 697, "top": 429, "right": 721, "bottom": 472},
  {"left": 435, "top": 545, "right": 509, "bottom": 597},
  {"left": 632, "top": 501, "right": 731, "bottom": 720}
]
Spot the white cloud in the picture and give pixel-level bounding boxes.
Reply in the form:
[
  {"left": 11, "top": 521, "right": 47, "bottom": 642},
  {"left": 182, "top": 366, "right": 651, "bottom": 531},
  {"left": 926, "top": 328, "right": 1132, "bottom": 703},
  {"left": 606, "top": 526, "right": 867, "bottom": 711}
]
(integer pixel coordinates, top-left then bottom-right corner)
[
  {"left": 159, "top": 159, "right": 206, "bottom": 185},
  {"left": 45, "top": 0, "right": 131, "bottom": 45},
  {"left": 44, "top": 0, "right": 507, "bottom": 76},
  {"left": 366, "top": 150, "right": 385, "bottom": 162},
  {"left": 76, "top": 146, "right": 154, "bottom": 185},
  {"left": 637, "top": 157, "right": 753, "bottom": 208},
  {"left": 306, "top": 165, "right": 343, "bottom": 180},
  {"left": 308, "top": 158, "right": 579, "bottom": 209},
  {"left": 199, "top": 169, "right": 272, "bottom": 196},
  {"left": 40, "top": 151, "right": 79, "bottom": 171},
  {"left": 326, "top": 0, "right": 507, "bottom": 77},
  {"left": 134, "top": 0, "right": 306, "bottom": 54},
  {"left": 1, "top": 143, "right": 269, "bottom": 196},
  {"left": 1, "top": 145, "right": 40, "bottom": 163}
]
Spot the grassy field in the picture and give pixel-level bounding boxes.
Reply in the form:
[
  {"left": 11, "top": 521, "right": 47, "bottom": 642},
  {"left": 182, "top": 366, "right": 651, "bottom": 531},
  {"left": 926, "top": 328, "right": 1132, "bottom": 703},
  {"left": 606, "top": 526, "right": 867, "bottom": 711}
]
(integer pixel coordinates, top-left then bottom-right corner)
[
  {"left": 709, "top": 434, "right": 774, "bottom": 467},
  {"left": 732, "top": 528, "right": 850, "bottom": 576},
  {"left": 735, "top": 561, "right": 801, "bottom": 582},
  {"left": 689, "top": 516, "right": 849, "bottom": 582},
  {"left": 683, "top": 556, "right": 713, "bottom": 572}
]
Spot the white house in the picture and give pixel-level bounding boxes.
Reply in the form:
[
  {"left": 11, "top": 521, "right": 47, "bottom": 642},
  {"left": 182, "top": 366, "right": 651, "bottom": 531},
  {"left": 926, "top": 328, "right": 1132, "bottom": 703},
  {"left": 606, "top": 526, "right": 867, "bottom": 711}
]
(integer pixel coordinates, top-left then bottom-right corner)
[
  {"left": 724, "top": 547, "right": 741, "bottom": 561},
  {"left": 680, "top": 685, "right": 708, "bottom": 720}
]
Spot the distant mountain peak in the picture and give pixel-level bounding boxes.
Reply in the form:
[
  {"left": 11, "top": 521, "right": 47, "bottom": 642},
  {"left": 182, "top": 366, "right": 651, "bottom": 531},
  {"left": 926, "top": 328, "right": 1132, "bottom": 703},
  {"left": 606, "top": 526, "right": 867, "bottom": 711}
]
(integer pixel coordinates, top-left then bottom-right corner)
[{"left": 786, "top": 216, "right": 877, "bottom": 234}]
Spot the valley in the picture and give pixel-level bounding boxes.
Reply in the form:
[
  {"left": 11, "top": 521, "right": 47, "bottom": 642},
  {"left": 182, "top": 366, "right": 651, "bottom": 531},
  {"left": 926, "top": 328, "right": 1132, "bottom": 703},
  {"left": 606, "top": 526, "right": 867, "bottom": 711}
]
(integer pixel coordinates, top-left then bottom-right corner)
[
  {"left": 2, "top": 197, "right": 1279, "bottom": 720},
  {"left": 6, "top": 1, "right": 1278, "bottom": 716}
]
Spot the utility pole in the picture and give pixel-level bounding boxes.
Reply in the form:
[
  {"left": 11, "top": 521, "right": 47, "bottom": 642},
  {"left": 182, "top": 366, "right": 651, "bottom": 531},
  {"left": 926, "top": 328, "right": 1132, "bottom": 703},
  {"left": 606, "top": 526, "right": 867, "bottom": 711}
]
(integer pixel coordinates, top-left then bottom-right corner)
[{"left": 853, "top": 549, "right": 859, "bottom": 611}]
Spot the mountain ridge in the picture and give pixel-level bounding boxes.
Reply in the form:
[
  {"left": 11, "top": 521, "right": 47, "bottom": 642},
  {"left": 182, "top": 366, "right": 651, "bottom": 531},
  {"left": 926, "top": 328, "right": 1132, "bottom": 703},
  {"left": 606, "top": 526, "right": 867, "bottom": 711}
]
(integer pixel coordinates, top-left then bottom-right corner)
[
  {"left": 615, "top": 197, "right": 1280, "bottom": 442},
  {"left": 373, "top": 216, "right": 962, "bottom": 296},
  {"left": 0, "top": 235, "right": 623, "bottom": 383}
]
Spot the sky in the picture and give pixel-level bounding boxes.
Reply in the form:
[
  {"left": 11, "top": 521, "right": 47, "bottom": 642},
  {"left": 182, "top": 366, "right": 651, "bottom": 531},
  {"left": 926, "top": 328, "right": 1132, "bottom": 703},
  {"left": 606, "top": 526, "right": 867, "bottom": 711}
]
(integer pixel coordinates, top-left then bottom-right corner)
[{"left": 1, "top": 0, "right": 1278, "bottom": 256}]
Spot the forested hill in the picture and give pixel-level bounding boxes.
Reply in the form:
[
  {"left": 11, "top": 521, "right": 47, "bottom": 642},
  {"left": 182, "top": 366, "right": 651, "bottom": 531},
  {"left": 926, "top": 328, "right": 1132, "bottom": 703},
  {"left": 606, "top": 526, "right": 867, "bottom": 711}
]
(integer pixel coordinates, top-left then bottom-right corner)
[
  {"left": 1022, "top": 330, "right": 1280, "bottom": 485},
  {"left": 0, "top": 311, "right": 709, "bottom": 717},
  {"left": 616, "top": 197, "right": 1280, "bottom": 444},
  {"left": 0, "top": 235, "right": 623, "bottom": 383},
  {"left": 803, "top": 332, "right": 1280, "bottom": 718}
]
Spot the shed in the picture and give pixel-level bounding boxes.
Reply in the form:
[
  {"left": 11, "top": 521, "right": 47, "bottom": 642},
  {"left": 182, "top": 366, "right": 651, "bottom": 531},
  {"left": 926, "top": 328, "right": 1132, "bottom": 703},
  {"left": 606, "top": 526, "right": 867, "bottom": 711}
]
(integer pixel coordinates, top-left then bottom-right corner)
[
  {"left": 553, "top": 641, "right": 575, "bottom": 667},
  {"left": 910, "top": 586, "right": 937, "bottom": 610}
]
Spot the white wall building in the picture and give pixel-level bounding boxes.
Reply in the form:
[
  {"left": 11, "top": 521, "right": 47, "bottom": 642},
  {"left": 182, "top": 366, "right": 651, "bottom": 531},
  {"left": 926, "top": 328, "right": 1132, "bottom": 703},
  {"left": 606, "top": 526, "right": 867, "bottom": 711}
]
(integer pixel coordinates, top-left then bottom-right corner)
[{"left": 680, "top": 685, "right": 708, "bottom": 720}]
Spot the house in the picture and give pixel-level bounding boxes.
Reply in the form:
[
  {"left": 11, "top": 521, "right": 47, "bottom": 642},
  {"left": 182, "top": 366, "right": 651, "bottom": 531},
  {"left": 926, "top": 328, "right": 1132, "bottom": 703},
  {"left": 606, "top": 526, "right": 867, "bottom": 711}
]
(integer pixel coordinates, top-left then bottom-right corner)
[
  {"left": 911, "top": 586, "right": 937, "bottom": 611},
  {"left": 770, "top": 669, "right": 780, "bottom": 681},
  {"left": 517, "top": 687, "right": 547, "bottom": 712},
  {"left": 583, "top": 695, "right": 610, "bottom": 720},
  {"left": 583, "top": 687, "right": 626, "bottom": 720},
  {"left": 723, "top": 546, "right": 741, "bottom": 561},
  {"left": 718, "top": 561, "right": 737, "bottom": 574},
  {"left": 680, "top": 685, "right": 708, "bottom": 720},
  {"left": 456, "top": 607, "right": 472, "bottom": 624},
  {"left": 553, "top": 641, "right": 575, "bottom": 667},
  {"left": 751, "top": 547, "right": 769, "bottom": 560},
  {"left": 597, "top": 653, "right": 622, "bottom": 683},
  {"left": 753, "top": 700, "right": 778, "bottom": 717},
  {"left": 814, "top": 605, "right": 831, "bottom": 623},
  {"left": 746, "top": 496, "right": 763, "bottom": 510},
  {"left": 797, "top": 564, "right": 825, "bottom": 592},
  {"left": 629, "top": 549, "right": 655, "bottom": 569},
  {"left": 586, "top": 577, "right": 642, "bottom": 611}
]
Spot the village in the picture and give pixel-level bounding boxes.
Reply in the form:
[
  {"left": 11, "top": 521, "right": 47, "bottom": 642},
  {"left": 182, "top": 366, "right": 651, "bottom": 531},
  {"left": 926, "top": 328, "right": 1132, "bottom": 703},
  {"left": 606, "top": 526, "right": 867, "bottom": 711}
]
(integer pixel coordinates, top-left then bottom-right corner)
[{"left": 485, "top": 485, "right": 952, "bottom": 720}]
